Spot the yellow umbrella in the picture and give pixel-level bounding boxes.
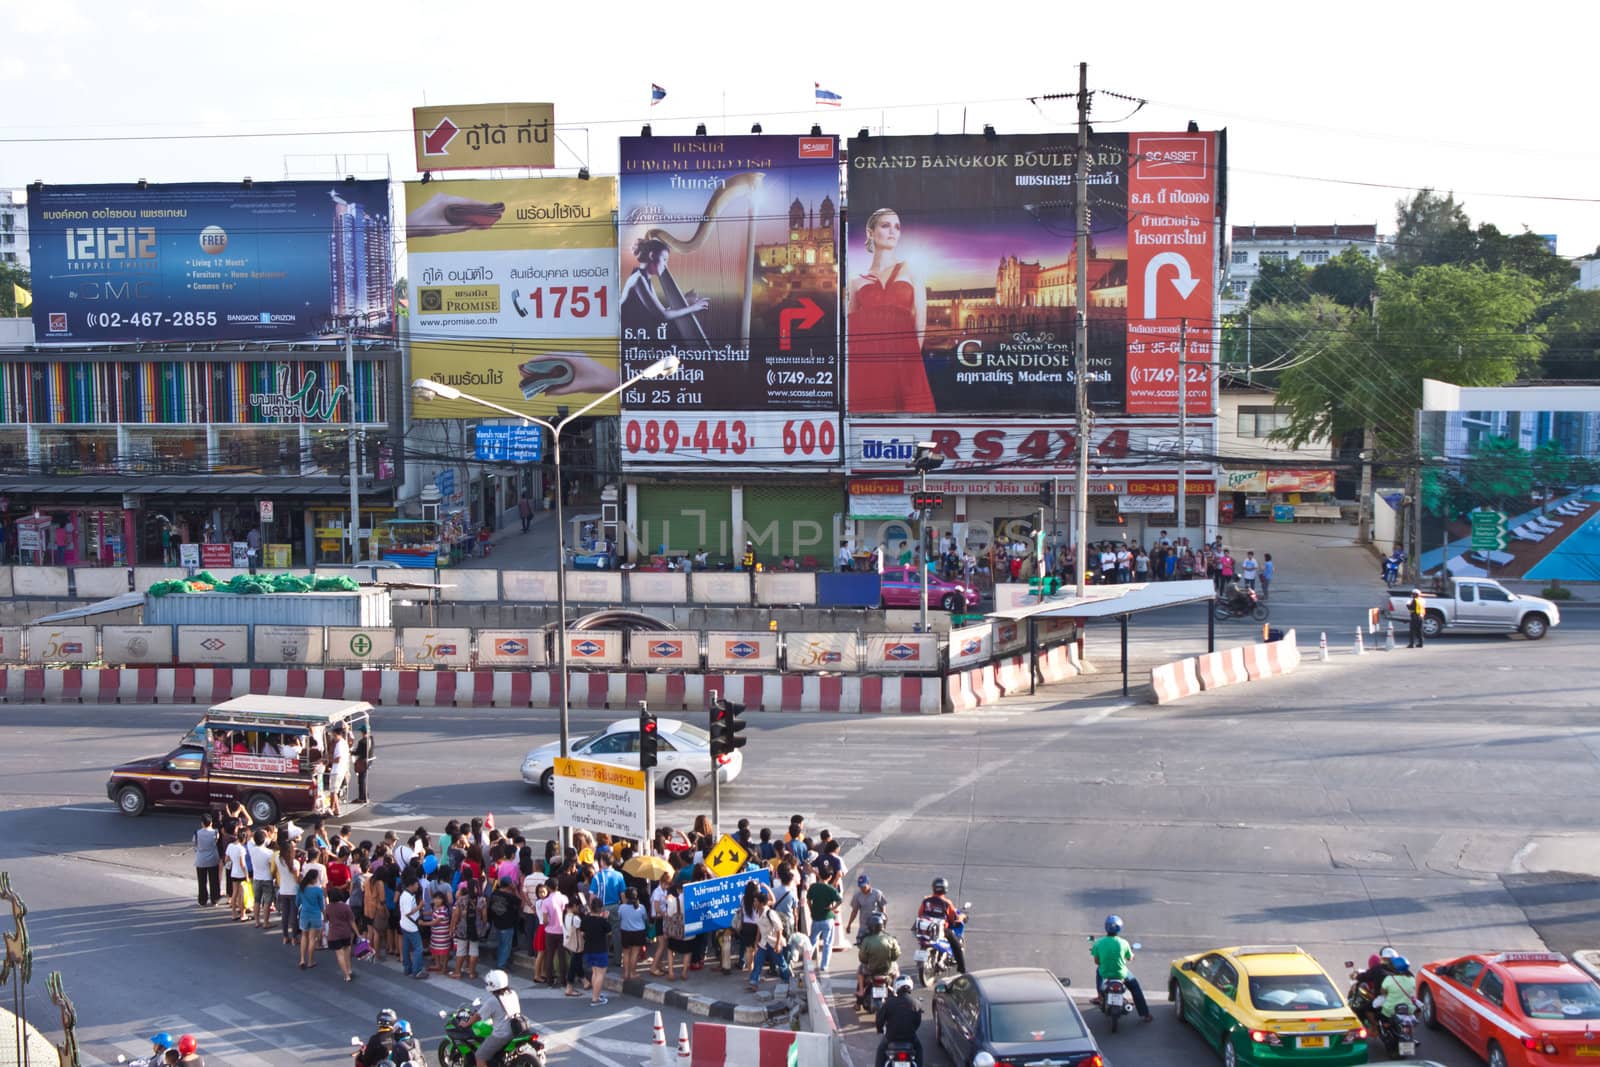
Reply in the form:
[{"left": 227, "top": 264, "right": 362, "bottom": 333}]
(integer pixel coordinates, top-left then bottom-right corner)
[{"left": 623, "top": 854, "right": 673, "bottom": 880}]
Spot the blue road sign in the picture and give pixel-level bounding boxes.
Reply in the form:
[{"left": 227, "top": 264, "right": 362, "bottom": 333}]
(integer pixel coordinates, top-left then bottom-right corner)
[
  {"left": 682, "top": 867, "right": 771, "bottom": 936},
  {"left": 474, "top": 424, "right": 545, "bottom": 462}
]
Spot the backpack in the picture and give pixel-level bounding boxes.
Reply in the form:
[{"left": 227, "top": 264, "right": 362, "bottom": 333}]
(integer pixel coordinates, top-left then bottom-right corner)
[
  {"left": 663, "top": 897, "right": 686, "bottom": 941},
  {"left": 771, "top": 887, "right": 795, "bottom": 940},
  {"left": 458, "top": 896, "right": 480, "bottom": 941},
  {"left": 388, "top": 1036, "right": 424, "bottom": 1065}
]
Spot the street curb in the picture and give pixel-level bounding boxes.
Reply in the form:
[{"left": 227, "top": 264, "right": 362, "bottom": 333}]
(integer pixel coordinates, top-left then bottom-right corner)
[
  {"left": 507, "top": 953, "right": 775, "bottom": 1025},
  {"left": 1572, "top": 950, "right": 1600, "bottom": 982}
]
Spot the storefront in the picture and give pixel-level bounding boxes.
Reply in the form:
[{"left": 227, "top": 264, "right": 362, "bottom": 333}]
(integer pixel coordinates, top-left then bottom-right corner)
[
  {"left": 1220, "top": 469, "right": 1337, "bottom": 521},
  {"left": 626, "top": 482, "right": 844, "bottom": 566},
  {"left": 1, "top": 500, "right": 134, "bottom": 567}
]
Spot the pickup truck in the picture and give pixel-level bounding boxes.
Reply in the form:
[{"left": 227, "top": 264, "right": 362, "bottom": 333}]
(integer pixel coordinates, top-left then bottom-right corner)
[{"left": 1385, "top": 578, "right": 1560, "bottom": 640}]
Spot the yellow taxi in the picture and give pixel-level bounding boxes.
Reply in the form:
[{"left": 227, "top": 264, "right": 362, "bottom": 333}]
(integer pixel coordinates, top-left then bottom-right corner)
[{"left": 1169, "top": 945, "right": 1370, "bottom": 1065}]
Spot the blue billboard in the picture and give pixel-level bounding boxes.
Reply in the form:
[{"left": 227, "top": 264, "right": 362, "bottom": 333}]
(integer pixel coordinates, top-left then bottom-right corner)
[
  {"left": 27, "top": 180, "right": 394, "bottom": 344},
  {"left": 474, "top": 424, "right": 545, "bottom": 462},
  {"left": 682, "top": 867, "right": 770, "bottom": 936}
]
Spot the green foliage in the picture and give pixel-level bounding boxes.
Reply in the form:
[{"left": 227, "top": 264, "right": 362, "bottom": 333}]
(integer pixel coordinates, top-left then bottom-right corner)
[
  {"left": 0, "top": 262, "right": 29, "bottom": 317},
  {"left": 1541, "top": 585, "right": 1573, "bottom": 600},
  {"left": 1253, "top": 296, "right": 1373, "bottom": 446},
  {"left": 1245, "top": 257, "right": 1311, "bottom": 311},
  {"left": 1308, "top": 246, "right": 1380, "bottom": 308},
  {"left": 1461, "top": 435, "right": 1533, "bottom": 507},
  {"left": 1391, "top": 189, "right": 1476, "bottom": 270},
  {"left": 1540, "top": 289, "right": 1600, "bottom": 379}
]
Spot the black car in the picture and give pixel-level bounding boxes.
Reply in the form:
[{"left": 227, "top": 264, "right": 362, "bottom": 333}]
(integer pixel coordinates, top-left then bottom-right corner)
[{"left": 932, "top": 967, "right": 1103, "bottom": 1067}]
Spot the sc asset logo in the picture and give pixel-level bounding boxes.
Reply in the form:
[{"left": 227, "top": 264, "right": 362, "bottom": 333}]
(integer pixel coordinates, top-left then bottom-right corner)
[{"left": 1133, "top": 136, "right": 1208, "bottom": 181}]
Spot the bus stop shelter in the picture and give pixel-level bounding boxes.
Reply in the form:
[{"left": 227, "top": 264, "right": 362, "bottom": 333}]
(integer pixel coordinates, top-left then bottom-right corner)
[{"left": 987, "top": 578, "right": 1219, "bottom": 697}]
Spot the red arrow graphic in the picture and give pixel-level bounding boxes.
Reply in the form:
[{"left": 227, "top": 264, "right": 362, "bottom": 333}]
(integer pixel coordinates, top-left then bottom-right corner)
[
  {"left": 423, "top": 117, "right": 459, "bottom": 156},
  {"left": 778, "top": 296, "right": 825, "bottom": 351}
]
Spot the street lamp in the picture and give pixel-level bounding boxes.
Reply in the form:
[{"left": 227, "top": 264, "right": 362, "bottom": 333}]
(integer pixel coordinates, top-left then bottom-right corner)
[
  {"left": 412, "top": 354, "right": 680, "bottom": 835},
  {"left": 911, "top": 441, "right": 944, "bottom": 632}
]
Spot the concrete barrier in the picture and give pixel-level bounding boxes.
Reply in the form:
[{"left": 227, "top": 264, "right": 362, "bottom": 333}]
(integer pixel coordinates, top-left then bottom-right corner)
[
  {"left": 858, "top": 674, "right": 941, "bottom": 714},
  {"left": 1150, "top": 657, "right": 1202, "bottom": 704},
  {"left": 690, "top": 1022, "right": 830, "bottom": 1067},
  {"left": 803, "top": 957, "right": 851, "bottom": 1067},
  {"left": 1036, "top": 643, "right": 1079, "bottom": 684},
  {"left": 1196, "top": 646, "right": 1250, "bottom": 691},
  {"left": 14, "top": 567, "right": 69, "bottom": 598},
  {"left": 993, "top": 653, "right": 1032, "bottom": 695},
  {"left": 74, "top": 568, "right": 132, "bottom": 599}
]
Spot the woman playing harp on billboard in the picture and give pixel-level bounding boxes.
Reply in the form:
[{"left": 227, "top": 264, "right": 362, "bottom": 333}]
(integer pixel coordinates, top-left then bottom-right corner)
[
  {"left": 621, "top": 238, "right": 711, "bottom": 337},
  {"left": 847, "top": 208, "right": 935, "bottom": 412}
]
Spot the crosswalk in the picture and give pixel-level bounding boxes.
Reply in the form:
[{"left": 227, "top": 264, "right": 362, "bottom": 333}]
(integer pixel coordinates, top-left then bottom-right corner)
[{"left": 74, "top": 946, "right": 658, "bottom": 1066}]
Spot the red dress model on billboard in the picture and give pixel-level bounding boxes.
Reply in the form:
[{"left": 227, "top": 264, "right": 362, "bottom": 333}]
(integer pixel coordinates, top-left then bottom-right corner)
[{"left": 847, "top": 209, "right": 935, "bottom": 412}]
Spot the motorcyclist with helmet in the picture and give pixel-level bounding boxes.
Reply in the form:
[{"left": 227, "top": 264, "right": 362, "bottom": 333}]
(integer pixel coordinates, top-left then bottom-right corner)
[
  {"left": 353, "top": 1009, "right": 399, "bottom": 1065},
  {"left": 128, "top": 1033, "right": 177, "bottom": 1066},
  {"left": 175, "top": 1035, "right": 203, "bottom": 1067},
  {"left": 1089, "top": 915, "right": 1151, "bottom": 1022},
  {"left": 874, "top": 974, "right": 923, "bottom": 1067},
  {"left": 390, "top": 1019, "right": 424, "bottom": 1065},
  {"left": 1350, "top": 949, "right": 1397, "bottom": 1024},
  {"left": 855, "top": 912, "right": 902, "bottom": 1007},
  {"left": 915, "top": 877, "right": 965, "bottom": 973},
  {"left": 1375, "top": 955, "right": 1420, "bottom": 1022},
  {"left": 472, "top": 969, "right": 522, "bottom": 1067}
]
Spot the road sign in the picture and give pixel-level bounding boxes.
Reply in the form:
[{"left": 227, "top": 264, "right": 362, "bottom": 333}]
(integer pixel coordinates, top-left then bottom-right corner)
[
  {"left": 682, "top": 867, "right": 771, "bottom": 936},
  {"left": 259, "top": 500, "right": 274, "bottom": 523},
  {"left": 474, "top": 424, "right": 544, "bottom": 462},
  {"left": 705, "top": 833, "right": 750, "bottom": 877},
  {"left": 552, "top": 757, "right": 647, "bottom": 840},
  {"left": 1470, "top": 510, "right": 1509, "bottom": 552}
]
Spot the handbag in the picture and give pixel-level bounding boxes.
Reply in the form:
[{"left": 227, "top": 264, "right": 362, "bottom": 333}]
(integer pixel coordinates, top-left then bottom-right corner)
[
  {"left": 241, "top": 879, "right": 255, "bottom": 912},
  {"left": 353, "top": 936, "right": 374, "bottom": 960}
]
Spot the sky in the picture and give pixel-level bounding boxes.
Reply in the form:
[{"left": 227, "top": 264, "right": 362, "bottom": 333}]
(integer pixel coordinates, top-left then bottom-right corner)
[{"left": 3, "top": 0, "right": 1596, "bottom": 260}]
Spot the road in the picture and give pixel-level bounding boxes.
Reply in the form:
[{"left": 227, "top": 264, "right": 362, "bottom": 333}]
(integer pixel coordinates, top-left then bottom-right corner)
[{"left": 1, "top": 605, "right": 1596, "bottom": 1064}]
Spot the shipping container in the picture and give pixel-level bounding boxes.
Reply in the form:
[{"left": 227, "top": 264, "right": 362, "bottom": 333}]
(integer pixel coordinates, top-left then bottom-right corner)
[{"left": 146, "top": 589, "right": 391, "bottom": 629}]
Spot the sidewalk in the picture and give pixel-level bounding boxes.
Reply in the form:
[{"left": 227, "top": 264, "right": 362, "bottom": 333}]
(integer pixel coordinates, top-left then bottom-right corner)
[
  {"left": 457, "top": 506, "right": 560, "bottom": 571},
  {"left": 505, "top": 933, "right": 809, "bottom": 1026}
]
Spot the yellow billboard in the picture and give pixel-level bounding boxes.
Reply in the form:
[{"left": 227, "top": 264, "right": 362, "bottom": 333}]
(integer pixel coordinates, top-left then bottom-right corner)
[
  {"left": 405, "top": 176, "right": 619, "bottom": 419},
  {"left": 413, "top": 102, "right": 555, "bottom": 171}
]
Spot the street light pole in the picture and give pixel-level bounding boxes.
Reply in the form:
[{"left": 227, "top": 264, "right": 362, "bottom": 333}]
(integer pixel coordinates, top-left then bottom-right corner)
[
  {"left": 346, "top": 330, "right": 361, "bottom": 564},
  {"left": 412, "top": 356, "right": 680, "bottom": 846},
  {"left": 911, "top": 442, "right": 943, "bottom": 632},
  {"left": 1073, "top": 60, "right": 1092, "bottom": 598}
]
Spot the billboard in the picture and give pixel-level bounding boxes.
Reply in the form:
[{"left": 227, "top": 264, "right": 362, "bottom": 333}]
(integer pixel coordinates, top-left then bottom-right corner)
[
  {"left": 843, "top": 132, "right": 1220, "bottom": 416},
  {"left": 406, "top": 176, "right": 619, "bottom": 419},
  {"left": 413, "top": 102, "right": 555, "bottom": 171},
  {"left": 618, "top": 134, "right": 841, "bottom": 469},
  {"left": 28, "top": 181, "right": 393, "bottom": 345}
]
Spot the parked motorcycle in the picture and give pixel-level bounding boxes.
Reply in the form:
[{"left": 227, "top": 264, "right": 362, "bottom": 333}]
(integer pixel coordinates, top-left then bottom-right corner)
[
  {"left": 1215, "top": 585, "right": 1269, "bottom": 621},
  {"left": 912, "top": 903, "right": 969, "bottom": 988},
  {"left": 1087, "top": 935, "right": 1142, "bottom": 1034},
  {"left": 434, "top": 1000, "right": 546, "bottom": 1067}
]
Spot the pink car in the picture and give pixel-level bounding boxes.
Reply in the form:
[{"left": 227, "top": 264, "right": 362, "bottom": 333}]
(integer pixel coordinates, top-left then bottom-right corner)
[{"left": 879, "top": 565, "right": 979, "bottom": 612}]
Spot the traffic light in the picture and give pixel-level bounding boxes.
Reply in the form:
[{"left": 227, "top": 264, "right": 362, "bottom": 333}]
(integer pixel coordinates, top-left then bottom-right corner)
[
  {"left": 1039, "top": 481, "right": 1052, "bottom": 506},
  {"left": 709, "top": 694, "right": 748, "bottom": 759},
  {"left": 913, "top": 492, "right": 943, "bottom": 510},
  {"left": 639, "top": 702, "right": 659, "bottom": 770}
]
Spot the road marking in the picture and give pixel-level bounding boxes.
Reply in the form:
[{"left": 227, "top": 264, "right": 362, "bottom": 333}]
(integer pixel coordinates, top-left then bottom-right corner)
[{"left": 841, "top": 703, "right": 1129, "bottom": 873}]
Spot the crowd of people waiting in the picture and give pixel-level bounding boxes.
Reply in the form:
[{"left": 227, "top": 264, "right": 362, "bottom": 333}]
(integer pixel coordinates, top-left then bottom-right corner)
[{"left": 192, "top": 807, "right": 871, "bottom": 1002}]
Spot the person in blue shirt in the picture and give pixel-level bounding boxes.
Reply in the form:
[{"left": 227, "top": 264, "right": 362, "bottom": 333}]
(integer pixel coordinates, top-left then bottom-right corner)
[
  {"left": 588, "top": 848, "right": 627, "bottom": 958},
  {"left": 296, "top": 869, "right": 325, "bottom": 970},
  {"left": 1261, "top": 553, "right": 1275, "bottom": 600}
]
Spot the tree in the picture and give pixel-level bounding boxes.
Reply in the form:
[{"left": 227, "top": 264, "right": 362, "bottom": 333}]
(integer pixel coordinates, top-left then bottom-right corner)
[
  {"left": 0, "top": 262, "right": 29, "bottom": 318},
  {"left": 1391, "top": 189, "right": 1476, "bottom": 270},
  {"left": 1253, "top": 295, "right": 1375, "bottom": 446},
  {"left": 1474, "top": 224, "right": 1577, "bottom": 301},
  {"left": 1245, "top": 257, "right": 1311, "bottom": 311},
  {"left": 1539, "top": 289, "right": 1600, "bottom": 379},
  {"left": 1308, "top": 246, "right": 1379, "bottom": 308},
  {"left": 1460, "top": 435, "right": 1533, "bottom": 509}
]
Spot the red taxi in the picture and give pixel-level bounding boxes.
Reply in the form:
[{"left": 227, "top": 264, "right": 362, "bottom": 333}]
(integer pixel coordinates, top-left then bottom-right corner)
[{"left": 1417, "top": 951, "right": 1600, "bottom": 1066}]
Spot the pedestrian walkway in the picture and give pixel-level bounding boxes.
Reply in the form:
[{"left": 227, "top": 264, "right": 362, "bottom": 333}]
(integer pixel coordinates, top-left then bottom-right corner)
[
  {"left": 457, "top": 506, "right": 559, "bottom": 571},
  {"left": 1211, "top": 518, "right": 1380, "bottom": 607}
]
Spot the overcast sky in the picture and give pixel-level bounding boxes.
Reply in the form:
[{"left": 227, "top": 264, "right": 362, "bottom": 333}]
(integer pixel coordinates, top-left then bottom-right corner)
[{"left": 4, "top": 0, "right": 1594, "bottom": 259}]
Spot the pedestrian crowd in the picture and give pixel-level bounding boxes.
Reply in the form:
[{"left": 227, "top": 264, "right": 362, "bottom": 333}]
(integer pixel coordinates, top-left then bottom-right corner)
[{"left": 191, "top": 807, "right": 863, "bottom": 1001}]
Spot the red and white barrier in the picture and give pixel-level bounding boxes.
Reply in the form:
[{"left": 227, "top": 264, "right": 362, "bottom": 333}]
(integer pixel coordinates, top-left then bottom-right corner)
[
  {"left": 1196, "top": 646, "right": 1250, "bottom": 691},
  {"left": 1244, "top": 629, "right": 1300, "bottom": 680},
  {"left": 1150, "top": 657, "right": 1202, "bottom": 704},
  {"left": 1037, "top": 643, "right": 1079, "bottom": 684},
  {"left": 993, "top": 653, "right": 1032, "bottom": 695},
  {"left": 689, "top": 1023, "right": 829, "bottom": 1067},
  {"left": 858, "top": 674, "right": 941, "bottom": 714}
]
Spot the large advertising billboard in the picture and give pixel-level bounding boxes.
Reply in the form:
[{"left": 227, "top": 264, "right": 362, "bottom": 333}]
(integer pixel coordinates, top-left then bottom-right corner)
[
  {"left": 405, "top": 176, "right": 620, "bottom": 419},
  {"left": 27, "top": 181, "right": 393, "bottom": 345},
  {"left": 412, "top": 102, "right": 555, "bottom": 171},
  {"left": 844, "top": 131, "right": 1219, "bottom": 417},
  {"left": 617, "top": 134, "right": 841, "bottom": 469}
]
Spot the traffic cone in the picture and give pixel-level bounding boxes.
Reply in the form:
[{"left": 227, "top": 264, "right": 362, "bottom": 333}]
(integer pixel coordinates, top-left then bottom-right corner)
[
  {"left": 1354, "top": 628, "right": 1365, "bottom": 656},
  {"left": 1318, "top": 631, "right": 1329, "bottom": 663},
  {"left": 1385, "top": 621, "right": 1396, "bottom": 652},
  {"left": 675, "top": 1022, "right": 692, "bottom": 1062},
  {"left": 649, "top": 1011, "right": 671, "bottom": 1067}
]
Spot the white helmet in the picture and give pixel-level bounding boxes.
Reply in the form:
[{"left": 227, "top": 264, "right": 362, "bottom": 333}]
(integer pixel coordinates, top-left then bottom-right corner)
[
  {"left": 483, "top": 969, "right": 510, "bottom": 992},
  {"left": 894, "top": 975, "right": 914, "bottom": 995}
]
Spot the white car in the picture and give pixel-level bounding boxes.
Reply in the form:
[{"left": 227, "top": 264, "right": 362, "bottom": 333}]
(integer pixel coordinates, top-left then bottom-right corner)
[{"left": 521, "top": 717, "right": 741, "bottom": 801}]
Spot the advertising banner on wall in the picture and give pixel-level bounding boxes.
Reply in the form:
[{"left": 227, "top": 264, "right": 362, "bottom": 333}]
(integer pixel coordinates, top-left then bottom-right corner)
[
  {"left": 628, "top": 632, "right": 699, "bottom": 668},
  {"left": 847, "top": 418, "right": 1216, "bottom": 476},
  {"left": 786, "top": 632, "right": 859, "bottom": 673},
  {"left": 564, "top": 631, "right": 624, "bottom": 668},
  {"left": 407, "top": 176, "right": 619, "bottom": 419},
  {"left": 617, "top": 134, "right": 841, "bottom": 469},
  {"left": 947, "top": 622, "right": 992, "bottom": 668},
  {"left": 28, "top": 181, "right": 394, "bottom": 345},
  {"left": 864, "top": 633, "right": 938, "bottom": 672},
  {"left": 401, "top": 628, "right": 472, "bottom": 668},
  {"left": 705, "top": 632, "right": 779, "bottom": 671},
  {"left": 102, "top": 626, "right": 174, "bottom": 665},
  {"left": 179, "top": 626, "right": 249, "bottom": 664},
  {"left": 254, "top": 626, "right": 324, "bottom": 665},
  {"left": 476, "top": 630, "right": 549, "bottom": 667},
  {"left": 844, "top": 132, "right": 1220, "bottom": 417},
  {"left": 25, "top": 626, "right": 96, "bottom": 664},
  {"left": 326, "top": 627, "right": 397, "bottom": 665}
]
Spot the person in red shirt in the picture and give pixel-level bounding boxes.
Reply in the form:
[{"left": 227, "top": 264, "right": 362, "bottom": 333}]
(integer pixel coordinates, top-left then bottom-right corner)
[{"left": 326, "top": 846, "right": 353, "bottom": 891}]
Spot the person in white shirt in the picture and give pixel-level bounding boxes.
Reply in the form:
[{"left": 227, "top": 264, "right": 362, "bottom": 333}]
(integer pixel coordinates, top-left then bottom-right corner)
[
  {"left": 328, "top": 725, "right": 351, "bottom": 815},
  {"left": 399, "top": 878, "right": 427, "bottom": 978},
  {"left": 1241, "top": 550, "right": 1260, "bottom": 590},
  {"left": 247, "top": 830, "right": 277, "bottom": 929},
  {"left": 224, "top": 836, "right": 250, "bottom": 920},
  {"left": 837, "top": 541, "right": 853, "bottom": 572}
]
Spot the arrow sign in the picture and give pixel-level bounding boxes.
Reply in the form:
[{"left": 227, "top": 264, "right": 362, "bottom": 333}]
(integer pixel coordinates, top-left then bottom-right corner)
[
  {"left": 423, "top": 117, "right": 459, "bottom": 157},
  {"left": 778, "top": 296, "right": 825, "bottom": 351},
  {"left": 1142, "top": 251, "right": 1201, "bottom": 319},
  {"left": 1470, "top": 509, "right": 1509, "bottom": 552}
]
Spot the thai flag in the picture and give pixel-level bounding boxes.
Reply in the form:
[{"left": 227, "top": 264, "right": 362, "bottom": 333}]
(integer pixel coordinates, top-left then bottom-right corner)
[
  {"left": 650, "top": 84, "right": 667, "bottom": 106},
  {"left": 814, "top": 82, "right": 842, "bottom": 107}
]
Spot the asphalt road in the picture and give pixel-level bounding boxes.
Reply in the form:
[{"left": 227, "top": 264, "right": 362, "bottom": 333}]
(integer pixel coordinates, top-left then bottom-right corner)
[{"left": 3, "top": 608, "right": 1597, "bottom": 1065}]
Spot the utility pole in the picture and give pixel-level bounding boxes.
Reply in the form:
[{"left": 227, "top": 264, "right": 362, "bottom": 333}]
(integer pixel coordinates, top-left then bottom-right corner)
[
  {"left": 1405, "top": 409, "right": 1423, "bottom": 587},
  {"left": 1073, "top": 60, "right": 1091, "bottom": 598},
  {"left": 1177, "top": 318, "right": 1188, "bottom": 549},
  {"left": 345, "top": 330, "right": 361, "bottom": 564}
]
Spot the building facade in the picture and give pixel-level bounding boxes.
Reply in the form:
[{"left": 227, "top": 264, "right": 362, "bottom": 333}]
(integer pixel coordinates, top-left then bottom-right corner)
[
  {"left": 1222, "top": 223, "right": 1380, "bottom": 310},
  {"left": 0, "top": 189, "right": 27, "bottom": 270}
]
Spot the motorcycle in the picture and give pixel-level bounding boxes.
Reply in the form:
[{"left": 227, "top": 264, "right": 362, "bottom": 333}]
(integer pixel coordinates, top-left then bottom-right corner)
[
  {"left": 1087, "top": 935, "right": 1142, "bottom": 1034},
  {"left": 433, "top": 1000, "right": 547, "bottom": 1067},
  {"left": 1382, "top": 551, "right": 1405, "bottom": 585},
  {"left": 1345, "top": 956, "right": 1419, "bottom": 1059},
  {"left": 856, "top": 966, "right": 899, "bottom": 1013},
  {"left": 1214, "top": 584, "right": 1269, "bottom": 621},
  {"left": 881, "top": 1041, "right": 921, "bottom": 1065},
  {"left": 912, "top": 904, "right": 969, "bottom": 988}
]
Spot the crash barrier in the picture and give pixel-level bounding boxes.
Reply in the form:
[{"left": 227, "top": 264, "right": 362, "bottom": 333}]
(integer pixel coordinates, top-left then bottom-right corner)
[
  {"left": 690, "top": 1023, "right": 831, "bottom": 1067},
  {"left": 992, "top": 653, "right": 1032, "bottom": 695},
  {"left": 0, "top": 667, "right": 944, "bottom": 714},
  {"left": 802, "top": 957, "right": 852, "bottom": 1067},
  {"left": 944, "top": 662, "right": 1004, "bottom": 712},
  {"left": 1035, "top": 641, "right": 1082, "bottom": 685},
  {"left": 1148, "top": 628, "right": 1301, "bottom": 705}
]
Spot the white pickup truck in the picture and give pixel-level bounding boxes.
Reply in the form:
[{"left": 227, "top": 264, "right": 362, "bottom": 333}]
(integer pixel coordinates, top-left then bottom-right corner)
[{"left": 1385, "top": 578, "right": 1560, "bottom": 640}]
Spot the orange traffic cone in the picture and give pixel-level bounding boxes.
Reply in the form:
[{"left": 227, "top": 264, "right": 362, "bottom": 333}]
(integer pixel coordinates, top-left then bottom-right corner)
[
  {"left": 675, "top": 1021, "right": 692, "bottom": 1062},
  {"left": 650, "top": 1011, "right": 671, "bottom": 1067}
]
